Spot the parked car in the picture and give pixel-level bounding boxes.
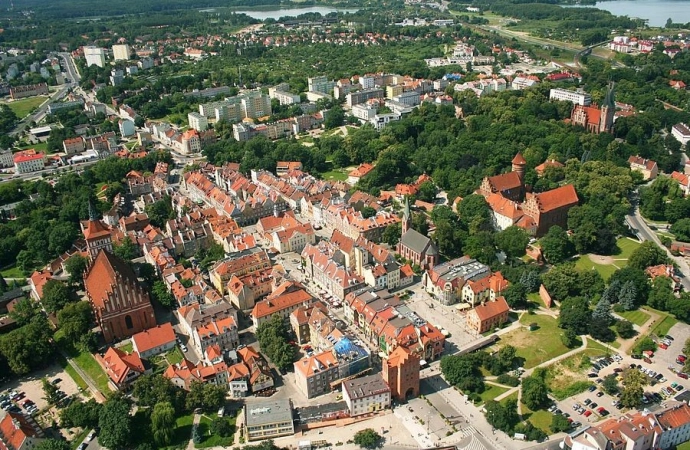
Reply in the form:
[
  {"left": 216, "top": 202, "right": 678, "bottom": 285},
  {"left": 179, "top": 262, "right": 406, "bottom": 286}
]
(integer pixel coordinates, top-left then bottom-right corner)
[
  {"left": 584, "top": 410, "right": 592, "bottom": 417},
  {"left": 660, "top": 344, "right": 669, "bottom": 350},
  {"left": 588, "top": 386, "right": 597, "bottom": 392},
  {"left": 596, "top": 391, "right": 604, "bottom": 397},
  {"left": 590, "top": 402, "right": 598, "bottom": 409},
  {"left": 666, "top": 335, "right": 675, "bottom": 341},
  {"left": 679, "top": 372, "right": 689, "bottom": 380},
  {"left": 584, "top": 399, "right": 592, "bottom": 405}
]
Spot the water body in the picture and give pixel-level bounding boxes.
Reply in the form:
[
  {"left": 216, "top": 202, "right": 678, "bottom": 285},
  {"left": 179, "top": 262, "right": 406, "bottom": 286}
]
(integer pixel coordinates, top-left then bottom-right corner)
[
  {"left": 229, "top": 6, "right": 361, "bottom": 21},
  {"left": 591, "top": 0, "right": 690, "bottom": 27}
]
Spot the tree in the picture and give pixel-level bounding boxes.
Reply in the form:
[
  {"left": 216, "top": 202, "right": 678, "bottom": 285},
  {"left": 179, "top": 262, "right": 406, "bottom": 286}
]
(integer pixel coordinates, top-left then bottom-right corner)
[
  {"left": 411, "top": 212, "right": 429, "bottom": 236},
  {"left": 590, "top": 317, "right": 617, "bottom": 342},
  {"left": 9, "top": 298, "right": 36, "bottom": 326},
  {"left": 0, "top": 316, "right": 54, "bottom": 375},
  {"left": 502, "top": 284, "right": 527, "bottom": 309},
  {"left": 609, "top": 267, "right": 650, "bottom": 307},
  {"left": 57, "top": 301, "right": 93, "bottom": 350},
  {"left": 151, "top": 281, "right": 174, "bottom": 308},
  {"left": 186, "top": 382, "right": 226, "bottom": 412},
  {"left": 353, "top": 428, "right": 383, "bottom": 449},
  {"left": 41, "top": 280, "right": 72, "bottom": 314},
  {"left": 60, "top": 399, "right": 102, "bottom": 429},
  {"left": 42, "top": 377, "right": 61, "bottom": 405},
  {"left": 521, "top": 375, "right": 549, "bottom": 410},
  {"left": 416, "top": 181, "right": 437, "bottom": 203},
  {"left": 35, "top": 439, "right": 70, "bottom": 450},
  {"left": 457, "top": 194, "right": 491, "bottom": 233},
  {"left": 592, "top": 297, "right": 613, "bottom": 324},
  {"left": 495, "top": 226, "right": 530, "bottom": 259},
  {"left": 628, "top": 241, "right": 668, "bottom": 271},
  {"left": 382, "top": 223, "right": 401, "bottom": 246},
  {"left": 211, "top": 417, "right": 233, "bottom": 437},
  {"left": 671, "top": 218, "right": 690, "bottom": 241},
  {"left": 484, "top": 399, "right": 520, "bottom": 433},
  {"left": 540, "top": 226, "right": 574, "bottom": 264},
  {"left": 561, "top": 329, "right": 579, "bottom": 348},
  {"left": 324, "top": 104, "right": 344, "bottom": 130},
  {"left": 550, "top": 414, "right": 571, "bottom": 433},
  {"left": 558, "top": 297, "right": 592, "bottom": 335},
  {"left": 615, "top": 320, "right": 635, "bottom": 339},
  {"left": 256, "top": 315, "right": 295, "bottom": 371},
  {"left": 619, "top": 280, "right": 637, "bottom": 311},
  {"left": 132, "top": 374, "right": 185, "bottom": 412},
  {"left": 113, "top": 236, "right": 138, "bottom": 261},
  {"left": 620, "top": 369, "right": 648, "bottom": 409},
  {"left": 64, "top": 255, "right": 89, "bottom": 287},
  {"left": 360, "top": 206, "right": 377, "bottom": 219},
  {"left": 145, "top": 196, "right": 174, "bottom": 228},
  {"left": 602, "top": 374, "right": 619, "bottom": 395},
  {"left": 98, "top": 396, "right": 132, "bottom": 450},
  {"left": 151, "top": 402, "right": 176, "bottom": 447}
]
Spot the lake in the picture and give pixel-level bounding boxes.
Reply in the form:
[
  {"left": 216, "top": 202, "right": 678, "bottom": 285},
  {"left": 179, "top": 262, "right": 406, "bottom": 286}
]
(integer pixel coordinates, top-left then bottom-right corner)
[
  {"left": 228, "top": 6, "right": 361, "bottom": 21},
  {"left": 591, "top": 0, "right": 690, "bottom": 27}
]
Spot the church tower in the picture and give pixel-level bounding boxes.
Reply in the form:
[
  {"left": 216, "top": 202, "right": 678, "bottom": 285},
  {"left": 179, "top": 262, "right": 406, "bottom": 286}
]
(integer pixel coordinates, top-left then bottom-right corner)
[
  {"left": 83, "top": 201, "right": 113, "bottom": 260},
  {"left": 401, "top": 196, "right": 411, "bottom": 235},
  {"left": 599, "top": 82, "right": 616, "bottom": 133},
  {"left": 511, "top": 152, "right": 527, "bottom": 182}
]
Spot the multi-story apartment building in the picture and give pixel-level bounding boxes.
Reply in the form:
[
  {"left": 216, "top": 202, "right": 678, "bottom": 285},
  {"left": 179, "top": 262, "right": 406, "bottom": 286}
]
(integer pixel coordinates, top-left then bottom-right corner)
[
  {"left": 294, "top": 350, "right": 340, "bottom": 398},
  {"left": 251, "top": 282, "right": 313, "bottom": 328},
  {"left": 9, "top": 83, "right": 49, "bottom": 99},
  {"left": 308, "top": 75, "right": 335, "bottom": 94},
  {"left": 342, "top": 374, "right": 391, "bottom": 417},
  {"left": 244, "top": 400, "right": 294, "bottom": 441},
  {"left": 13, "top": 150, "right": 45, "bottom": 174},
  {"left": 346, "top": 88, "right": 385, "bottom": 107},
  {"left": 0, "top": 149, "right": 13, "bottom": 168},
  {"left": 192, "top": 315, "right": 239, "bottom": 355},
  {"left": 549, "top": 88, "right": 592, "bottom": 106},
  {"left": 84, "top": 46, "right": 106, "bottom": 68},
  {"left": 63, "top": 137, "right": 85, "bottom": 155},
  {"left": 112, "top": 44, "right": 131, "bottom": 61},
  {"left": 187, "top": 112, "right": 208, "bottom": 131}
]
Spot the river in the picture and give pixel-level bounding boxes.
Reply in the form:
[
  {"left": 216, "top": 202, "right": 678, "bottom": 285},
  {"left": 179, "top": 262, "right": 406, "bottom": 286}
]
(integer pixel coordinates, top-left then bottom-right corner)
[
  {"left": 590, "top": 0, "right": 690, "bottom": 27},
  {"left": 227, "top": 6, "right": 361, "bottom": 21}
]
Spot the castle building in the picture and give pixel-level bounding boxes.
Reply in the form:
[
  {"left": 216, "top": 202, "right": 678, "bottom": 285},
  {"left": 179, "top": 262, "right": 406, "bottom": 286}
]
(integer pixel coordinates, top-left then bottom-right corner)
[
  {"left": 478, "top": 153, "right": 526, "bottom": 202},
  {"left": 570, "top": 82, "right": 616, "bottom": 134}
]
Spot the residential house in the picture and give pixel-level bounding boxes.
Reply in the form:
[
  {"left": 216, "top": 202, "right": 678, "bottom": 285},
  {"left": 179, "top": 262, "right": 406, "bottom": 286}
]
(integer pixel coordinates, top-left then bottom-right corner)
[
  {"left": 658, "top": 403, "right": 690, "bottom": 449},
  {"left": 226, "top": 267, "right": 275, "bottom": 310},
  {"left": 347, "top": 163, "right": 375, "bottom": 185},
  {"left": 672, "top": 123, "right": 690, "bottom": 146},
  {"left": 131, "top": 322, "right": 176, "bottom": 359},
  {"left": 294, "top": 350, "right": 340, "bottom": 398},
  {"left": 0, "top": 412, "right": 45, "bottom": 450},
  {"left": 237, "top": 346, "right": 274, "bottom": 394},
  {"left": 251, "top": 282, "right": 313, "bottom": 328},
  {"left": 671, "top": 171, "right": 690, "bottom": 196},
  {"left": 461, "top": 272, "right": 509, "bottom": 306},
  {"left": 100, "top": 347, "right": 147, "bottom": 390},
  {"left": 629, "top": 155, "right": 659, "bottom": 180},
  {"left": 466, "top": 297, "right": 510, "bottom": 334},
  {"left": 210, "top": 248, "right": 271, "bottom": 294}
]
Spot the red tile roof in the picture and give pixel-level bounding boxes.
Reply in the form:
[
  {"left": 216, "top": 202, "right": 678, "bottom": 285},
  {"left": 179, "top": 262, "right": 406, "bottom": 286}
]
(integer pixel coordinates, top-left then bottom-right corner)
[
  {"left": 83, "top": 218, "right": 111, "bottom": 240},
  {"left": 0, "top": 412, "right": 41, "bottom": 450},
  {"left": 84, "top": 250, "right": 142, "bottom": 310},
  {"left": 132, "top": 323, "right": 175, "bottom": 354},
  {"left": 512, "top": 153, "right": 526, "bottom": 165},
  {"left": 13, "top": 149, "right": 44, "bottom": 163},
  {"left": 486, "top": 172, "right": 522, "bottom": 194},
  {"left": 528, "top": 184, "right": 579, "bottom": 213},
  {"left": 348, "top": 163, "right": 375, "bottom": 179},
  {"left": 658, "top": 403, "right": 690, "bottom": 429},
  {"left": 251, "top": 288, "right": 312, "bottom": 319},
  {"left": 472, "top": 296, "right": 509, "bottom": 321},
  {"left": 102, "top": 347, "right": 145, "bottom": 385},
  {"left": 628, "top": 155, "right": 657, "bottom": 171},
  {"left": 29, "top": 270, "right": 52, "bottom": 299}
]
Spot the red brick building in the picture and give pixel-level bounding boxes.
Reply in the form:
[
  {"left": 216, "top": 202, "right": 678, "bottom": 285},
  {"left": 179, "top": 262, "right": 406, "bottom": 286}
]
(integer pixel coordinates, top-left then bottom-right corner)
[
  {"left": 382, "top": 346, "right": 420, "bottom": 402},
  {"left": 522, "top": 184, "right": 579, "bottom": 237},
  {"left": 84, "top": 250, "right": 155, "bottom": 343}
]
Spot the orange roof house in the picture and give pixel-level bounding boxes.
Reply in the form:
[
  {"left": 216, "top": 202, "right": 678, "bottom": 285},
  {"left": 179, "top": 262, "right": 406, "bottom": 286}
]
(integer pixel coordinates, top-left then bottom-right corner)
[
  {"left": 0, "top": 412, "right": 44, "bottom": 450},
  {"left": 466, "top": 296, "right": 509, "bottom": 334},
  {"left": 131, "top": 322, "right": 176, "bottom": 358},
  {"left": 100, "top": 347, "right": 146, "bottom": 389},
  {"left": 347, "top": 163, "right": 375, "bottom": 184}
]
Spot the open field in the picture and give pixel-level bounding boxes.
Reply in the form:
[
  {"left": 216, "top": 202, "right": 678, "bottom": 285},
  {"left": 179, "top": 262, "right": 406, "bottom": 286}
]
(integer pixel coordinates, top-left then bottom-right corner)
[
  {"left": 573, "top": 238, "right": 641, "bottom": 280},
  {"left": 5, "top": 96, "right": 47, "bottom": 118},
  {"left": 321, "top": 170, "right": 348, "bottom": 181},
  {"left": 72, "top": 351, "right": 110, "bottom": 393},
  {"left": 544, "top": 350, "right": 598, "bottom": 400},
  {"left": 574, "top": 257, "right": 618, "bottom": 280},
  {"left": 478, "top": 384, "right": 510, "bottom": 404},
  {"left": 495, "top": 314, "right": 571, "bottom": 369},
  {"left": 617, "top": 309, "right": 651, "bottom": 327},
  {"left": 651, "top": 315, "right": 679, "bottom": 338},
  {"left": 526, "top": 409, "right": 553, "bottom": 434}
]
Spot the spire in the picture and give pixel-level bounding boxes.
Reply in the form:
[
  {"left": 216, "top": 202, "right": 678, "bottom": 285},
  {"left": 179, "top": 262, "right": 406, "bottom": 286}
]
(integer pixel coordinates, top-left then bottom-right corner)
[
  {"left": 603, "top": 81, "right": 615, "bottom": 109},
  {"left": 403, "top": 196, "right": 411, "bottom": 221},
  {"left": 401, "top": 196, "right": 411, "bottom": 234},
  {"left": 88, "top": 199, "right": 99, "bottom": 221}
]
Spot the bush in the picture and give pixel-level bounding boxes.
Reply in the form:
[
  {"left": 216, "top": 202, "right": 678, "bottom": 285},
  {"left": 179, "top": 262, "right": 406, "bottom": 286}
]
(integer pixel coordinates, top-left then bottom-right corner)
[
  {"left": 496, "top": 374, "right": 520, "bottom": 387},
  {"left": 634, "top": 336, "right": 657, "bottom": 353}
]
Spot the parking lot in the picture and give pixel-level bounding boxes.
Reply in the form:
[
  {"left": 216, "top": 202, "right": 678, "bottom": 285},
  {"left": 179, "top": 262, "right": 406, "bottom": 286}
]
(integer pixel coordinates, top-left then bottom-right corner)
[{"left": 1, "top": 363, "right": 82, "bottom": 421}]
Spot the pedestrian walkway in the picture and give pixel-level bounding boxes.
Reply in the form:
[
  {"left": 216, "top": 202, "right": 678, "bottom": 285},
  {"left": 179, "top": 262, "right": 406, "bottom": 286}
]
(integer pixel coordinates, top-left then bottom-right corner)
[{"left": 186, "top": 414, "right": 201, "bottom": 450}]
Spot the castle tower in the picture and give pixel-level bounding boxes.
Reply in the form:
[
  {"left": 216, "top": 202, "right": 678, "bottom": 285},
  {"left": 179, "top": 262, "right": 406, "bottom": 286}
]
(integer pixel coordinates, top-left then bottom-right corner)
[
  {"left": 83, "top": 201, "right": 113, "bottom": 260},
  {"left": 511, "top": 152, "right": 527, "bottom": 181},
  {"left": 599, "top": 81, "right": 616, "bottom": 133},
  {"left": 401, "top": 196, "right": 411, "bottom": 235}
]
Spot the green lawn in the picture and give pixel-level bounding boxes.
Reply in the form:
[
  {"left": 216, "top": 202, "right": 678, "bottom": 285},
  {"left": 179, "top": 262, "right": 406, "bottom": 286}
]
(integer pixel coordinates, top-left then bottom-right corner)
[
  {"left": 651, "top": 315, "right": 679, "bottom": 338},
  {"left": 166, "top": 413, "right": 194, "bottom": 449},
  {"left": 5, "top": 96, "right": 47, "bottom": 118},
  {"left": 500, "top": 392, "right": 518, "bottom": 405},
  {"left": 166, "top": 347, "right": 184, "bottom": 365},
  {"left": 526, "top": 409, "right": 554, "bottom": 434},
  {"left": 119, "top": 342, "right": 133, "bottom": 354},
  {"left": 69, "top": 428, "right": 91, "bottom": 450},
  {"left": 496, "top": 314, "right": 571, "bottom": 369},
  {"left": 677, "top": 441, "right": 690, "bottom": 450},
  {"left": 58, "top": 355, "right": 89, "bottom": 392},
  {"left": 617, "top": 309, "right": 651, "bottom": 327},
  {"left": 321, "top": 170, "right": 348, "bottom": 181},
  {"left": 0, "top": 265, "right": 25, "bottom": 279},
  {"left": 574, "top": 256, "right": 618, "bottom": 280},
  {"left": 477, "top": 384, "right": 510, "bottom": 404},
  {"left": 586, "top": 339, "right": 615, "bottom": 357},
  {"left": 196, "top": 415, "right": 236, "bottom": 448},
  {"left": 544, "top": 351, "right": 595, "bottom": 400},
  {"left": 72, "top": 351, "right": 111, "bottom": 394},
  {"left": 615, "top": 238, "right": 642, "bottom": 259}
]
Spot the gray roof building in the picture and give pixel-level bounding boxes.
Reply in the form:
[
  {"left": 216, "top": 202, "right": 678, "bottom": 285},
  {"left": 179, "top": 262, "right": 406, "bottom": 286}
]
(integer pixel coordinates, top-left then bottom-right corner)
[{"left": 244, "top": 399, "right": 295, "bottom": 441}]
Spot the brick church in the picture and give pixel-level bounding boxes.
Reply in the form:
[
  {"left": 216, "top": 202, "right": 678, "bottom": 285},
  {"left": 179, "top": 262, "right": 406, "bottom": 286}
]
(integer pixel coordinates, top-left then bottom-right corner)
[
  {"left": 83, "top": 206, "right": 155, "bottom": 343},
  {"left": 570, "top": 82, "right": 616, "bottom": 134}
]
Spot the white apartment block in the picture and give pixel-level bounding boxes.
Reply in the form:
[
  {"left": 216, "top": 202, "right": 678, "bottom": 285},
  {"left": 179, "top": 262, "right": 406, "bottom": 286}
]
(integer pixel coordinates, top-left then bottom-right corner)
[
  {"left": 369, "top": 113, "right": 401, "bottom": 131},
  {"left": 359, "top": 75, "right": 375, "bottom": 89},
  {"left": 549, "top": 88, "right": 592, "bottom": 106},
  {"left": 13, "top": 151, "right": 45, "bottom": 174},
  {"left": 342, "top": 374, "right": 391, "bottom": 417},
  {"left": 308, "top": 76, "right": 335, "bottom": 94},
  {"left": 391, "top": 91, "right": 421, "bottom": 106},
  {"left": 0, "top": 149, "right": 13, "bottom": 168},
  {"left": 188, "top": 112, "right": 209, "bottom": 132},
  {"left": 198, "top": 90, "right": 271, "bottom": 121},
  {"left": 112, "top": 44, "right": 131, "bottom": 61},
  {"left": 84, "top": 46, "right": 106, "bottom": 68},
  {"left": 270, "top": 90, "right": 301, "bottom": 105},
  {"left": 352, "top": 104, "right": 378, "bottom": 121},
  {"left": 672, "top": 123, "right": 690, "bottom": 146}
]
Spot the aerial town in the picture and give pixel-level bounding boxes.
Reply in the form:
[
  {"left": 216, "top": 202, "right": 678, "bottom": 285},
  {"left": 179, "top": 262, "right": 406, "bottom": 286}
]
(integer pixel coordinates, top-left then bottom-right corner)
[{"left": 2, "top": 1, "right": 690, "bottom": 450}]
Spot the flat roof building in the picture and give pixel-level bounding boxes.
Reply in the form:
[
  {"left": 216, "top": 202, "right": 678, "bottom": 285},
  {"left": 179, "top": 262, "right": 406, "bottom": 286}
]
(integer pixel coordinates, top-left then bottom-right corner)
[{"left": 244, "top": 399, "right": 295, "bottom": 441}]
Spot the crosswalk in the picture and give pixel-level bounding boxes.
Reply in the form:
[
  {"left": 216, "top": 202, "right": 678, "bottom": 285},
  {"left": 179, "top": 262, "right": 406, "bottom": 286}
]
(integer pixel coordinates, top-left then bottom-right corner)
[
  {"left": 456, "top": 425, "right": 478, "bottom": 438},
  {"left": 460, "top": 435, "right": 488, "bottom": 450}
]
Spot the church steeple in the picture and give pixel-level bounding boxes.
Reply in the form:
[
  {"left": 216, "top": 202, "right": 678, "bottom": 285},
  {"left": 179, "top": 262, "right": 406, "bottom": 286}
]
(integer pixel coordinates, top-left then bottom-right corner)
[
  {"left": 88, "top": 199, "right": 99, "bottom": 221},
  {"left": 83, "top": 200, "right": 112, "bottom": 260},
  {"left": 402, "top": 196, "right": 411, "bottom": 235},
  {"left": 600, "top": 81, "right": 616, "bottom": 133}
]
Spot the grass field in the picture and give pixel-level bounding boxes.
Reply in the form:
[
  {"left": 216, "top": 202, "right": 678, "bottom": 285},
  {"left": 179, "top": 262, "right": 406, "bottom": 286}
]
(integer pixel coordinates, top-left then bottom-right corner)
[
  {"left": 167, "top": 347, "right": 184, "bottom": 365},
  {"left": 574, "top": 256, "right": 618, "bottom": 280},
  {"left": 196, "top": 415, "right": 236, "bottom": 448},
  {"left": 161, "top": 413, "right": 195, "bottom": 450},
  {"left": 496, "top": 314, "right": 571, "bottom": 369},
  {"left": 526, "top": 409, "right": 553, "bottom": 434},
  {"left": 651, "top": 315, "right": 679, "bottom": 338},
  {"left": 617, "top": 309, "right": 651, "bottom": 327},
  {"left": 321, "top": 169, "right": 348, "bottom": 181},
  {"left": 573, "top": 238, "right": 641, "bottom": 280},
  {"left": 544, "top": 351, "right": 595, "bottom": 400},
  {"left": 0, "top": 265, "right": 25, "bottom": 278},
  {"left": 119, "top": 342, "right": 133, "bottom": 353},
  {"left": 5, "top": 96, "right": 47, "bottom": 118},
  {"left": 72, "top": 351, "right": 111, "bottom": 394},
  {"left": 677, "top": 441, "right": 690, "bottom": 450},
  {"left": 478, "top": 384, "right": 510, "bottom": 404}
]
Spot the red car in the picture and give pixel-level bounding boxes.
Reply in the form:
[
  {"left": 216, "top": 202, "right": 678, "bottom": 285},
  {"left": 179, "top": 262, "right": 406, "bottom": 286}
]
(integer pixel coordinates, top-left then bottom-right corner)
[
  {"left": 584, "top": 410, "right": 592, "bottom": 417},
  {"left": 660, "top": 343, "right": 669, "bottom": 350},
  {"left": 679, "top": 372, "right": 689, "bottom": 380}
]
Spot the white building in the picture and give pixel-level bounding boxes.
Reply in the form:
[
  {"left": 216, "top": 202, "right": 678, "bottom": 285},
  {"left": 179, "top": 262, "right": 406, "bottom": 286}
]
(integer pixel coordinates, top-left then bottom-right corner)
[
  {"left": 369, "top": 112, "right": 401, "bottom": 131},
  {"left": 392, "top": 91, "right": 421, "bottom": 106},
  {"left": 672, "top": 123, "right": 690, "bottom": 146},
  {"left": 342, "top": 373, "right": 391, "bottom": 417},
  {"left": 188, "top": 112, "right": 209, "bottom": 132},
  {"left": 549, "top": 88, "right": 592, "bottom": 106},
  {"left": 658, "top": 403, "right": 690, "bottom": 449},
  {"left": 269, "top": 88, "right": 301, "bottom": 105},
  {"left": 112, "top": 44, "right": 131, "bottom": 61},
  {"left": 13, "top": 150, "right": 45, "bottom": 174},
  {"left": 351, "top": 104, "right": 378, "bottom": 121},
  {"left": 0, "top": 149, "right": 13, "bottom": 168},
  {"left": 308, "top": 75, "right": 335, "bottom": 94},
  {"left": 84, "top": 46, "right": 106, "bottom": 68},
  {"left": 512, "top": 77, "right": 539, "bottom": 90},
  {"left": 119, "top": 119, "right": 135, "bottom": 137}
]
